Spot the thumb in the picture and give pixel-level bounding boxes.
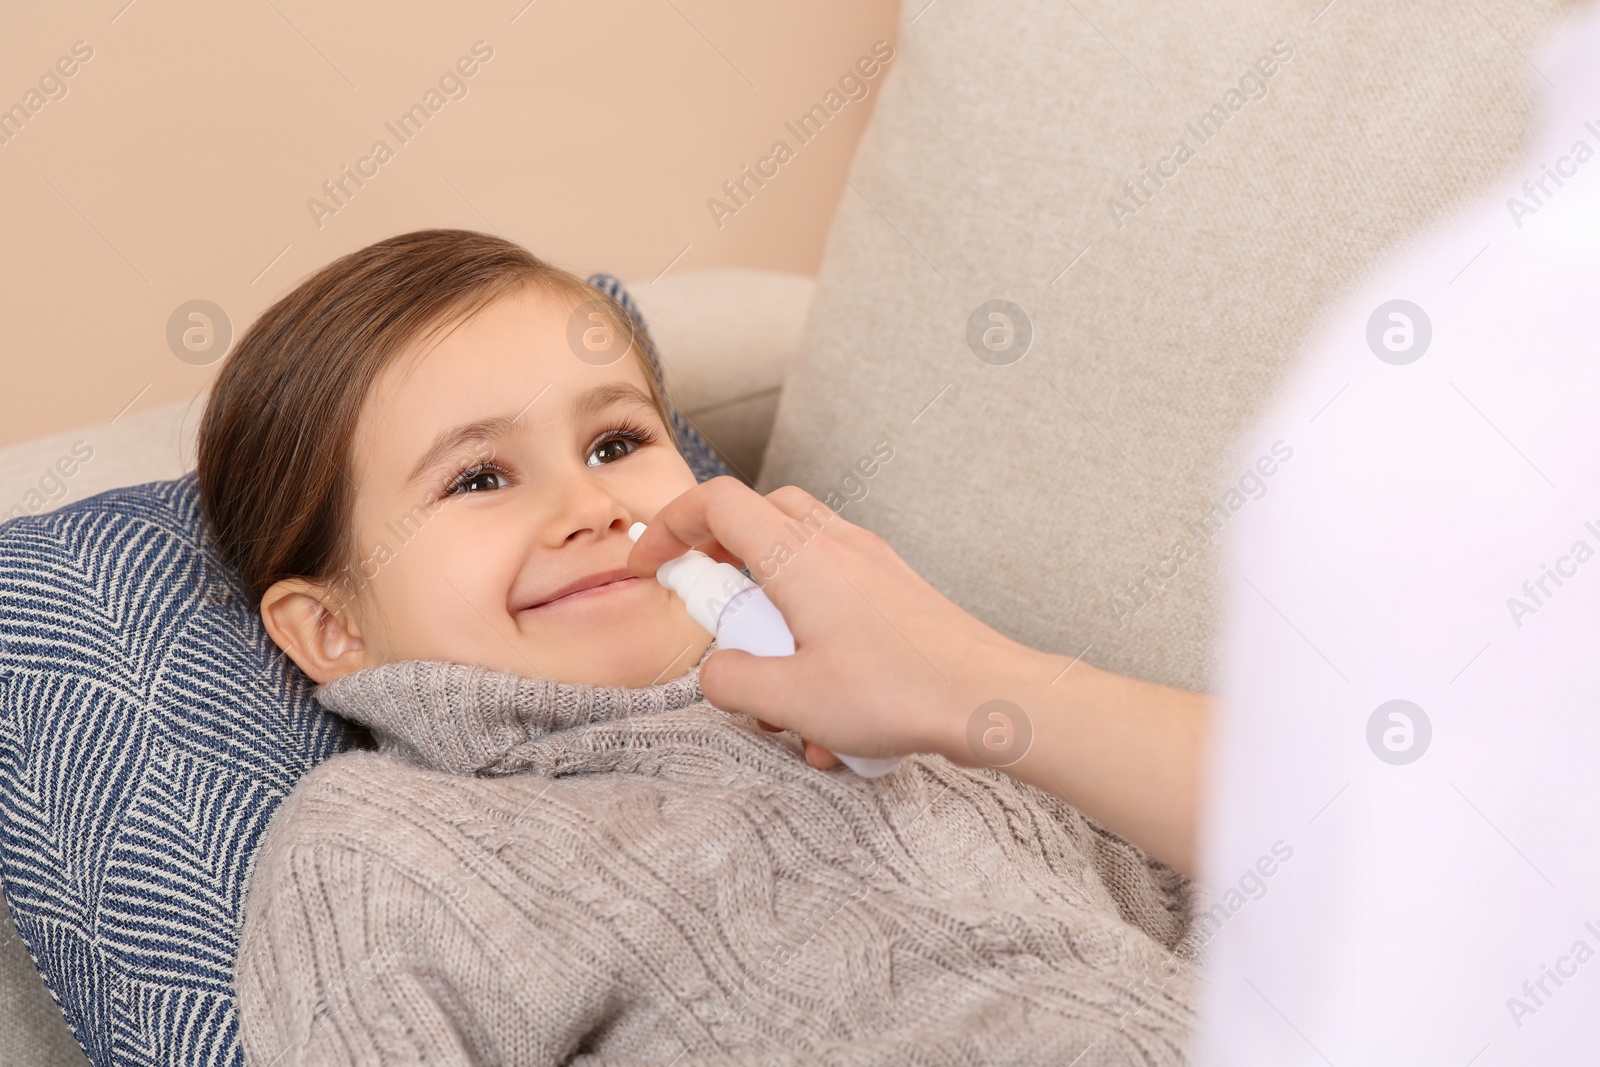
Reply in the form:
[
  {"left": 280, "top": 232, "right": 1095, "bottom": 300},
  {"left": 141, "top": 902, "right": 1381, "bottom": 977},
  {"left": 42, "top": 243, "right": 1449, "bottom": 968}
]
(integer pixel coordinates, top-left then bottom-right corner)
[{"left": 698, "top": 647, "right": 801, "bottom": 727}]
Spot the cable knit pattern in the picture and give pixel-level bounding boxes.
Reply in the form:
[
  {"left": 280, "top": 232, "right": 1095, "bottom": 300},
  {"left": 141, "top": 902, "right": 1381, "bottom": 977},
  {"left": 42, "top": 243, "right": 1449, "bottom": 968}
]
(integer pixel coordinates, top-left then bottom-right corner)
[{"left": 235, "top": 648, "right": 1198, "bottom": 1065}]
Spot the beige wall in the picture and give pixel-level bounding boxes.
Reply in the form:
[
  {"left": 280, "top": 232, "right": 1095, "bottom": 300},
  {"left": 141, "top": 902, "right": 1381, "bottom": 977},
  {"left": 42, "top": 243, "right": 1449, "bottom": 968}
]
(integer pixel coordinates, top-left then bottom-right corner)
[{"left": 0, "top": 0, "right": 899, "bottom": 449}]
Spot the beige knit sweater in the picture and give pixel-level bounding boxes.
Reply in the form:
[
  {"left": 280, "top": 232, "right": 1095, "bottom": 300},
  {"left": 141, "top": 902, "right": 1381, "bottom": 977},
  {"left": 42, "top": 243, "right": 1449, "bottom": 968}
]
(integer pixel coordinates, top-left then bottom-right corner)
[{"left": 235, "top": 646, "right": 1199, "bottom": 1065}]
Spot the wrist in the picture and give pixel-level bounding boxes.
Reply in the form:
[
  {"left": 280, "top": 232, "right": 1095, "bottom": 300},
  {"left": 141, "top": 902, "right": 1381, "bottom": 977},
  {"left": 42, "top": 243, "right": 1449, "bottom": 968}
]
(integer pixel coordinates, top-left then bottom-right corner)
[{"left": 930, "top": 634, "right": 1061, "bottom": 768}]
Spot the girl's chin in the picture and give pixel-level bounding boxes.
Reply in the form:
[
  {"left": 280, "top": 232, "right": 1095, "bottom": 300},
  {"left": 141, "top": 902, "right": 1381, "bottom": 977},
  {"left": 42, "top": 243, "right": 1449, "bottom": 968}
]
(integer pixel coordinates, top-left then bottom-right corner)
[{"left": 497, "top": 621, "right": 709, "bottom": 688}]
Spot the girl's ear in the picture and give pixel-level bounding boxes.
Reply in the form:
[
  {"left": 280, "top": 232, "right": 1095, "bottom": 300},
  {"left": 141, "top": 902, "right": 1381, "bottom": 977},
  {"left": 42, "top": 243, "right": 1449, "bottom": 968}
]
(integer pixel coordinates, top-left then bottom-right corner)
[{"left": 260, "top": 578, "right": 370, "bottom": 685}]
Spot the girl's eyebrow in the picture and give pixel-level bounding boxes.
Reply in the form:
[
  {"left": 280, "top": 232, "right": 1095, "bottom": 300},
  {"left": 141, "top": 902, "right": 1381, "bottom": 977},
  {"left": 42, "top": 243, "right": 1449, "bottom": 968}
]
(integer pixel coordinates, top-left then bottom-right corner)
[
  {"left": 405, "top": 413, "right": 518, "bottom": 488},
  {"left": 404, "top": 381, "right": 657, "bottom": 487}
]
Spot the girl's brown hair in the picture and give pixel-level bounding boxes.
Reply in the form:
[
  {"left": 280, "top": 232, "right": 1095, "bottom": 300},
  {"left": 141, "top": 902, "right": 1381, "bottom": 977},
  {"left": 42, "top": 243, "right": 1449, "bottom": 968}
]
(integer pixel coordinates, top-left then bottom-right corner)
[{"left": 198, "top": 228, "right": 675, "bottom": 605}]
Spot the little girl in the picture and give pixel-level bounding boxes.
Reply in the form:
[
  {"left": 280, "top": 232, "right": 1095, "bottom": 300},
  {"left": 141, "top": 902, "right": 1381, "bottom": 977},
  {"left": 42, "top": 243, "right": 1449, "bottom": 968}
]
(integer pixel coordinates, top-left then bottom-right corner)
[{"left": 202, "top": 229, "right": 1198, "bottom": 1066}]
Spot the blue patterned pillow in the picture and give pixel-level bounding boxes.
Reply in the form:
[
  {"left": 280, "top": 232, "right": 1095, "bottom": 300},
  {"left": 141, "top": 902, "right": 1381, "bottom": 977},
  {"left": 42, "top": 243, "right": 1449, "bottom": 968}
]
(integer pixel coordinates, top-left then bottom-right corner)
[{"left": 0, "top": 276, "right": 730, "bottom": 1066}]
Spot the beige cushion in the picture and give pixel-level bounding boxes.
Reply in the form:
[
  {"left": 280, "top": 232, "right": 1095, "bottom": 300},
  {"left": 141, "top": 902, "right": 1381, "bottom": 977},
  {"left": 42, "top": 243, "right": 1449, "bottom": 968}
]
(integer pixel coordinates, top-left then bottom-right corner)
[{"left": 758, "top": 0, "right": 1566, "bottom": 693}]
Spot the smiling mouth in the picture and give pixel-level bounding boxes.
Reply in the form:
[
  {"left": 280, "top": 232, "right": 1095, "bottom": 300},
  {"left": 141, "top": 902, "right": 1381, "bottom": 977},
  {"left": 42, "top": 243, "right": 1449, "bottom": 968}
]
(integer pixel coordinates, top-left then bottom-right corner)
[{"left": 522, "top": 575, "right": 648, "bottom": 612}]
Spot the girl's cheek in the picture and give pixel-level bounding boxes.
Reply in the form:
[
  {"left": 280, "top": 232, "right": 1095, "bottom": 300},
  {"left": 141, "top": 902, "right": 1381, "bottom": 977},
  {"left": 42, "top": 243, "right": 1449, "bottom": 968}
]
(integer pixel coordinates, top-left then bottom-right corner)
[{"left": 412, "top": 520, "right": 525, "bottom": 609}]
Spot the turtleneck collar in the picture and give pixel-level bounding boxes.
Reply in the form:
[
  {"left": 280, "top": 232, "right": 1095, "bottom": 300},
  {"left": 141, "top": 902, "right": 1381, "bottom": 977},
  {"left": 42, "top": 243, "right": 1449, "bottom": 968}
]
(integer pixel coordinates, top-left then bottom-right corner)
[{"left": 311, "top": 643, "right": 715, "bottom": 777}]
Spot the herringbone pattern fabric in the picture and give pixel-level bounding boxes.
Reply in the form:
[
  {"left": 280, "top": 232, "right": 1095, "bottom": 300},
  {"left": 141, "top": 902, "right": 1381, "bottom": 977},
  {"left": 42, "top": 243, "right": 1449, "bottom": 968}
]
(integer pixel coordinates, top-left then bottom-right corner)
[{"left": 0, "top": 475, "right": 355, "bottom": 1065}]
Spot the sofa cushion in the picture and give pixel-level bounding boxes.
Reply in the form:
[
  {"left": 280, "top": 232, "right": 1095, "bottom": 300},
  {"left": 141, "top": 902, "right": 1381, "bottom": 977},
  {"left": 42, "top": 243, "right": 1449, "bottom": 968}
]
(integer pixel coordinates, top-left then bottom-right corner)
[
  {"left": 0, "top": 276, "right": 728, "bottom": 1066},
  {"left": 757, "top": 0, "right": 1565, "bottom": 693}
]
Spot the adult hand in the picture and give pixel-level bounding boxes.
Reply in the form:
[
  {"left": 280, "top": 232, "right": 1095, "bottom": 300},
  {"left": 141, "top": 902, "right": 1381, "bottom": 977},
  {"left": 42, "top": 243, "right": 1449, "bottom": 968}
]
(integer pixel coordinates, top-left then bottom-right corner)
[
  {"left": 628, "top": 476, "right": 1207, "bottom": 876},
  {"left": 627, "top": 477, "right": 1032, "bottom": 769}
]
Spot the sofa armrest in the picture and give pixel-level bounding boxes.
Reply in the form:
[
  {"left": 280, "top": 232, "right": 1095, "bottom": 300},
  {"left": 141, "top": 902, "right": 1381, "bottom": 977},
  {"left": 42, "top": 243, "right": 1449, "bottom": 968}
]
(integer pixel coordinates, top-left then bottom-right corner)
[{"left": 0, "top": 400, "right": 198, "bottom": 522}]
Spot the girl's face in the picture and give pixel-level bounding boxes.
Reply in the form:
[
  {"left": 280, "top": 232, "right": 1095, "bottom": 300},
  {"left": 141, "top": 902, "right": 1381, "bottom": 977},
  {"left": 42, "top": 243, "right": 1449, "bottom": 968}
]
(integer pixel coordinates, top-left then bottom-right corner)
[{"left": 288, "top": 281, "right": 713, "bottom": 688}]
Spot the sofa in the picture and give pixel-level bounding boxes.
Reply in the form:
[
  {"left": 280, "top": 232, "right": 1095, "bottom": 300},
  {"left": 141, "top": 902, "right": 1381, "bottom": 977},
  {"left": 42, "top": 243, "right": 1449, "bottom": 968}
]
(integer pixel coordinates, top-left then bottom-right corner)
[{"left": 0, "top": 0, "right": 1566, "bottom": 1060}]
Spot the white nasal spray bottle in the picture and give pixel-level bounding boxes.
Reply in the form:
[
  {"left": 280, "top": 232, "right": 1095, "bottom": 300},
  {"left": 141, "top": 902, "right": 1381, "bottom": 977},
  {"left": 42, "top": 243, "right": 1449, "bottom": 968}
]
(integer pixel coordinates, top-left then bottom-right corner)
[{"left": 628, "top": 522, "right": 903, "bottom": 778}]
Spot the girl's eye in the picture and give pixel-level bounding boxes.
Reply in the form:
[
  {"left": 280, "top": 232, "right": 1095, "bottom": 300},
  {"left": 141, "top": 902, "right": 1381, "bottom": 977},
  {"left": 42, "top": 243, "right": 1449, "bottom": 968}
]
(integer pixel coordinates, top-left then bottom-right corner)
[
  {"left": 587, "top": 437, "right": 634, "bottom": 466},
  {"left": 444, "top": 464, "right": 510, "bottom": 496},
  {"left": 586, "top": 423, "right": 658, "bottom": 468}
]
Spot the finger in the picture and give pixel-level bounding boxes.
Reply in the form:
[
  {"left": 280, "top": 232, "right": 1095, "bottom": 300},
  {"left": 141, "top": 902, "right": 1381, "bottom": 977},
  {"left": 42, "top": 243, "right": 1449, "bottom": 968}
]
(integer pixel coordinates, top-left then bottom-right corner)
[
  {"left": 804, "top": 741, "right": 840, "bottom": 770},
  {"left": 741, "top": 488, "right": 864, "bottom": 595},
  {"left": 765, "top": 486, "right": 889, "bottom": 547},
  {"left": 753, "top": 488, "right": 841, "bottom": 567},
  {"left": 627, "top": 476, "right": 796, "bottom": 579},
  {"left": 764, "top": 485, "right": 831, "bottom": 523},
  {"left": 698, "top": 647, "right": 804, "bottom": 728},
  {"left": 693, "top": 537, "right": 744, "bottom": 569},
  {"left": 755, "top": 718, "right": 784, "bottom": 733}
]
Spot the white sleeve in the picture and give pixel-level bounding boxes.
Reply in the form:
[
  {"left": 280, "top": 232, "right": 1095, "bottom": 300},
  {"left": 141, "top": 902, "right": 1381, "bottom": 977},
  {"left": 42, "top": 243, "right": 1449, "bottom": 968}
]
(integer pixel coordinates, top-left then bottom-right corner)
[{"left": 1197, "top": 23, "right": 1600, "bottom": 1064}]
